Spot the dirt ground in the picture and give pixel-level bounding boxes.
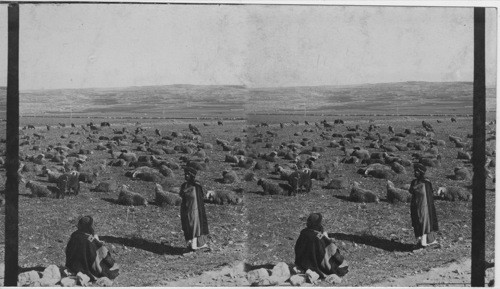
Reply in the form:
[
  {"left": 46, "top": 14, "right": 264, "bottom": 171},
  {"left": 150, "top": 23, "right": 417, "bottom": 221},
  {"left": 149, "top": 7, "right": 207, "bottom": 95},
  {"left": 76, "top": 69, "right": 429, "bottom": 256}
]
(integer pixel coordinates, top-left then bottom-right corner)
[{"left": 161, "top": 256, "right": 495, "bottom": 287}]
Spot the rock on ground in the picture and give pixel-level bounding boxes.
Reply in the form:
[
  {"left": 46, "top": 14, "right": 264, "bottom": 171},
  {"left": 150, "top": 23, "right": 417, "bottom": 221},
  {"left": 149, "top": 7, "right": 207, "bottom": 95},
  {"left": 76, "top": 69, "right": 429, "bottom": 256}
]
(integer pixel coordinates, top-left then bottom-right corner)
[
  {"left": 18, "top": 270, "right": 41, "bottom": 287},
  {"left": 96, "top": 277, "right": 114, "bottom": 287},
  {"left": 271, "top": 262, "right": 291, "bottom": 283},
  {"left": 60, "top": 276, "right": 77, "bottom": 287},
  {"left": 289, "top": 274, "right": 306, "bottom": 286},
  {"left": 77, "top": 272, "right": 91, "bottom": 286},
  {"left": 247, "top": 268, "right": 270, "bottom": 285},
  {"left": 325, "top": 274, "right": 342, "bottom": 284}
]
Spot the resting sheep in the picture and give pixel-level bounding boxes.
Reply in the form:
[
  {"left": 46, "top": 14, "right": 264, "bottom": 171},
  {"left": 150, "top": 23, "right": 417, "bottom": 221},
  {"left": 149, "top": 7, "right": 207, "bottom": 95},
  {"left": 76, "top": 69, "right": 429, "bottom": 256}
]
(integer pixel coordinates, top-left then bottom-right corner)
[
  {"left": 43, "top": 167, "right": 62, "bottom": 183},
  {"left": 324, "top": 177, "right": 348, "bottom": 190},
  {"left": 205, "top": 190, "right": 242, "bottom": 205},
  {"left": 130, "top": 168, "right": 164, "bottom": 183},
  {"left": 436, "top": 186, "right": 472, "bottom": 201},
  {"left": 92, "top": 181, "right": 117, "bottom": 192},
  {"left": 350, "top": 181, "right": 380, "bottom": 203},
  {"left": 222, "top": 170, "right": 239, "bottom": 184},
  {"left": 155, "top": 183, "right": 181, "bottom": 206},
  {"left": 26, "top": 181, "right": 52, "bottom": 197},
  {"left": 386, "top": 180, "right": 411, "bottom": 203},
  {"left": 257, "top": 178, "right": 285, "bottom": 196},
  {"left": 454, "top": 167, "right": 471, "bottom": 180},
  {"left": 118, "top": 185, "right": 148, "bottom": 206},
  {"left": 364, "top": 164, "right": 394, "bottom": 179},
  {"left": 310, "top": 169, "right": 329, "bottom": 181},
  {"left": 79, "top": 172, "right": 98, "bottom": 184},
  {"left": 275, "top": 165, "right": 294, "bottom": 180}
]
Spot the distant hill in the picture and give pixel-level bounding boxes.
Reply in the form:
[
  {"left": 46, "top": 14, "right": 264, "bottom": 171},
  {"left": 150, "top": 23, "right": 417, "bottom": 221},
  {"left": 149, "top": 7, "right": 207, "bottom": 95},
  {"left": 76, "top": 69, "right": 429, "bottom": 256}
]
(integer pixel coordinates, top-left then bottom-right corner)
[
  {"left": 247, "top": 82, "right": 496, "bottom": 115},
  {"left": 14, "top": 82, "right": 497, "bottom": 117}
]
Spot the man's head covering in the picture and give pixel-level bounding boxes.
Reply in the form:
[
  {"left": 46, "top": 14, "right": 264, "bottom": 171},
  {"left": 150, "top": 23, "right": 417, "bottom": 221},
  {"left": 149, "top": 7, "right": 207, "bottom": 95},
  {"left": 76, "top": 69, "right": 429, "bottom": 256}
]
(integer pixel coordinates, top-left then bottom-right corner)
[
  {"left": 413, "top": 163, "right": 427, "bottom": 174},
  {"left": 306, "top": 213, "right": 324, "bottom": 232},
  {"left": 184, "top": 166, "right": 198, "bottom": 177},
  {"left": 77, "top": 215, "right": 95, "bottom": 235}
]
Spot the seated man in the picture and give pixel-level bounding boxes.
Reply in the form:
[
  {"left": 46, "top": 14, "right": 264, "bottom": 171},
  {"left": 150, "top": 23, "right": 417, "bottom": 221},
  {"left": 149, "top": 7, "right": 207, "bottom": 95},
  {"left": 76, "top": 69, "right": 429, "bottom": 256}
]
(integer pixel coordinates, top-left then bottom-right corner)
[
  {"left": 294, "top": 213, "right": 348, "bottom": 278},
  {"left": 65, "top": 216, "right": 119, "bottom": 281}
]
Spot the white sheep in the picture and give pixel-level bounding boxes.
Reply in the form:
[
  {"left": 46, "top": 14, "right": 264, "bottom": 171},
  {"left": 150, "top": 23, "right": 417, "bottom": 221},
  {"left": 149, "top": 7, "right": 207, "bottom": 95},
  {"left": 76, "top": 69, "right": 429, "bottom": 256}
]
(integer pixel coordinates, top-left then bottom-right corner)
[
  {"left": 350, "top": 181, "right": 380, "bottom": 203},
  {"left": 43, "top": 167, "right": 62, "bottom": 183},
  {"left": 118, "top": 185, "right": 148, "bottom": 206},
  {"left": 154, "top": 183, "right": 181, "bottom": 206},
  {"left": 436, "top": 187, "right": 472, "bottom": 202},
  {"left": 275, "top": 165, "right": 294, "bottom": 180},
  {"left": 205, "top": 190, "right": 242, "bottom": 205},
  {"left": 386, "top": 180, "right": 411, "bottom": 203}
]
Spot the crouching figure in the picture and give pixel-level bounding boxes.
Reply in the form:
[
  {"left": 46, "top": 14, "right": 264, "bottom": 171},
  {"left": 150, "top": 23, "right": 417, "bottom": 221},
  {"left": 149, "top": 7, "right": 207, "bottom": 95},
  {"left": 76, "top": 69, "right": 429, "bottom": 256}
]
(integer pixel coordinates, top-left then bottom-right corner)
[
  {"left": 65, "top": 216, "right": 119, "bottom": 281},
  {"left": 294, "top": 213, "right": 348, "bottom": 279}
]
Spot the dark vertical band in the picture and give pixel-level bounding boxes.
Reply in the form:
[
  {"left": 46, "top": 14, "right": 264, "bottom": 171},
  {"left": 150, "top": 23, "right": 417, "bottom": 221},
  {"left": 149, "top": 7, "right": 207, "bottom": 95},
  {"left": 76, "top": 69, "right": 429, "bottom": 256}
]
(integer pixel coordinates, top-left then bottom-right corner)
[
  {"left": 471, "top": 6, "right": 486, "bottom": 287},
  {"left": 5, "top": 2, "right": 19, "bottom": 287}
]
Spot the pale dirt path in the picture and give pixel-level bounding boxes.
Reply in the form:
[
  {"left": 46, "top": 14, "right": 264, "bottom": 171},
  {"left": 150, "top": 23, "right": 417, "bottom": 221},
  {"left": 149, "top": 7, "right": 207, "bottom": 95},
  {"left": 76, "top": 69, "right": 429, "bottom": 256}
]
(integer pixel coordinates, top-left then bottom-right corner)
[{"left": 160, "top": 258, "right": 495, "bottom": 287}]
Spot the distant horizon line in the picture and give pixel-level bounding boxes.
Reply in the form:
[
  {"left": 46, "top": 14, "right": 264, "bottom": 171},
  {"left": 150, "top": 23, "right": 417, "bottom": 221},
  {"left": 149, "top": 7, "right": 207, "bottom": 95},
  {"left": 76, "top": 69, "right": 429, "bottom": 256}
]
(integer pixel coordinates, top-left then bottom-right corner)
[{"left": 2, "top": 80, "right": 496, "bottom": 92}]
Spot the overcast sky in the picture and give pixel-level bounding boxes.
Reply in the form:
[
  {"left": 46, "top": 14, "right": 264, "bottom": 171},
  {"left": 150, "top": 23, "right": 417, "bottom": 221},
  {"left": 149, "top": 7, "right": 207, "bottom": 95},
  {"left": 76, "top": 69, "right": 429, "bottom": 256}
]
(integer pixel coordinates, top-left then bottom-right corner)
[{"left": 0, "top": 3, "right": 497, "bottom": 90}]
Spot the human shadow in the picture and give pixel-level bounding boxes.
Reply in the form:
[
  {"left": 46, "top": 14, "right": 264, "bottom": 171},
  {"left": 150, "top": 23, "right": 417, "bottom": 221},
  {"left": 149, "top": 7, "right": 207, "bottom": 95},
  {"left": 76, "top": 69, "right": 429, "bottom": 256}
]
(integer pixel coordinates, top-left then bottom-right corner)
[
  {"left": 100, "top": 235, "right": 187, "bottom": 256},
  {"left": 18, "top": 265, "right": 46, "bottom": 273},
  {"left": 332, "top": 194, "right": 351, "bottom": 202},
  {"left": 243, "top": 262, "right": 279, "bottom": 273},
  {"left": 330, "top": 233, "right": 414, "bottom": 252},
  {"left": 101, "top": 197, "right": 121, "bottom": 205}
]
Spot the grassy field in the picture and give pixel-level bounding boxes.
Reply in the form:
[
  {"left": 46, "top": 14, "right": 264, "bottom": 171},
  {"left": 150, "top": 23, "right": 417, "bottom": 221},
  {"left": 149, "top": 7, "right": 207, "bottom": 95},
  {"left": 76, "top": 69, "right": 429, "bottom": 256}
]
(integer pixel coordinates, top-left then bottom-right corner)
[{"left": 0, "top": 82, "right": 495, "bottom": 286}]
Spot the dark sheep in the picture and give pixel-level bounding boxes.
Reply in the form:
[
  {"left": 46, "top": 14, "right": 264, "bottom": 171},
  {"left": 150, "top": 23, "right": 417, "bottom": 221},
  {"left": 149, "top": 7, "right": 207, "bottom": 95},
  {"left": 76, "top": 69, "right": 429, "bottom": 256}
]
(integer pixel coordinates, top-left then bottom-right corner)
[
  {"left": 56, "top": 171, "right": 80, "bottom": 199},
  {"left": 205, "top": 190, "right": 242, "bottom": 205},
  {"left": 79, "top": 172, "right": 98, "bottom": 184},
  {"left": 257, "top": 178, "right": 285, "bottom": 196},
  {"left": 310, "top": 169, "right": 329, "bottom": 181},
  {"left": 288, "top": 170, "right": 312, "bottom": 195},
  {"left": 155, "top": 183, "right": 181, "bottom": 206}
]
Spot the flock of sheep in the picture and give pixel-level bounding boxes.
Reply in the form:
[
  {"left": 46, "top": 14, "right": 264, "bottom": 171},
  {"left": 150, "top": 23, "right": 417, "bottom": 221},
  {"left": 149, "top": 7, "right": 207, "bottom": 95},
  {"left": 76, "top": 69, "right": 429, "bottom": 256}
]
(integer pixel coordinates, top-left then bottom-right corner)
[{"left": 13, "top": 116, "right": 496, "bottom": 214}]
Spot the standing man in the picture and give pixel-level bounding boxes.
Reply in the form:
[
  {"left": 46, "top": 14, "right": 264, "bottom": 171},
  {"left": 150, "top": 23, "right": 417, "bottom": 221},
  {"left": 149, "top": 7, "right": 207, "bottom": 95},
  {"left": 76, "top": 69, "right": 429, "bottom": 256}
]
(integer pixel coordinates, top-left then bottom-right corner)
[
  {"left": 180, "top": 166, "right": 209, "bottom": 251},
  {"left": 410, "top": 163, "right": 439, "bottom": 248}
]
